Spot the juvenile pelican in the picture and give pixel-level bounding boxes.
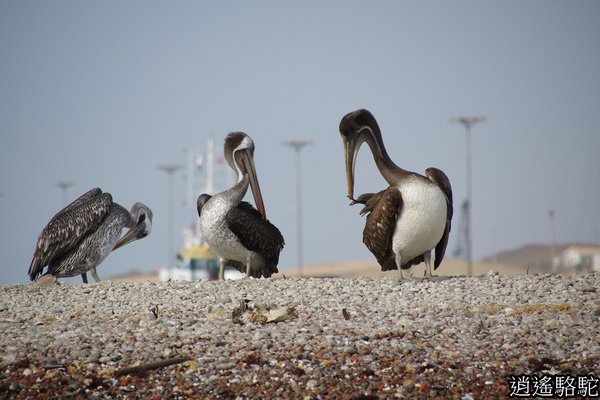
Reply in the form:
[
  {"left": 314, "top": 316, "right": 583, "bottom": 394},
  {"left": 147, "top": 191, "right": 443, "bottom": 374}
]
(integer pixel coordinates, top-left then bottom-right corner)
[
  {"left": 339, "top": 109, "right": 453, "bottom": 278},
  {"left": 28, "top": 188, "right": 153, "bottom": 283},
  {"left": 198, "top": 132, "right": 284, "bottom": 279}
]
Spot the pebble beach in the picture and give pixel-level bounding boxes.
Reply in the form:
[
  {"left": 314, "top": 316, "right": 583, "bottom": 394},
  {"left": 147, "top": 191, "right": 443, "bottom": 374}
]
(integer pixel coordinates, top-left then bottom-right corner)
[{"left": 1, "top": 271, "right": 598, "bottom": 399}]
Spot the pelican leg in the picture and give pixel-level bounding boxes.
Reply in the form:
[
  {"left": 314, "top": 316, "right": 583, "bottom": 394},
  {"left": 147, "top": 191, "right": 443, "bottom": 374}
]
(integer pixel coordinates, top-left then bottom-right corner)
[
  {"left": 90, "top": 267, "right": 101, "bottom": 283},
  {"left": 423, "top": 252, "right": 433, "bottom": 281},
  {"left": 81, "top": 273, "right": 88, "bottom": 284},
  {"left": 395, "top": 254, "right": 404, "bottom": 281},
  {"left": 245, "top": 254, "right": 251, "bottom": 278},
  {"left": 219, "top": 259, "right": 225, "bottom": 280}
]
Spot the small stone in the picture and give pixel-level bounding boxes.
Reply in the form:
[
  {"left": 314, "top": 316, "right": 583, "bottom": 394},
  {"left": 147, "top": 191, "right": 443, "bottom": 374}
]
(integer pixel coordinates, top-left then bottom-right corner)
[
  {"left": 253, "top": 331, "right": 271, "bottom": 341},
  {"left": 121, "top": 344, "right": 134, "bottom": 352},
  {"left": 2, "top": 353, "right": 17, "bottom": 366},
  {"left": 9, "top": 382, "right": 22, "bottom": 392},
  {"left": 30, "top": 275, "right": 58, "bottom": 288},
  {"left": 306, "top": 379, "right": 318, "bottom": 390},
  {"left": 67, "top": 383, "right": 79, "bottom": 391},
  {"left": 474, "top": 350, "right": 486, "bottom": 358},
  {"left": 87, "top": 351, "right": 101, "bottom": 363},
  {"left": 215, "top": 362, "right": 235, "bottom": 370}
]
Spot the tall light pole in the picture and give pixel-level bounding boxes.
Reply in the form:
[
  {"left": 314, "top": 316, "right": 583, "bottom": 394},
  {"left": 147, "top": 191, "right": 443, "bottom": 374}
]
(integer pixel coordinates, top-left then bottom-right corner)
[
  {"left": 450, "top": 116, "right": 486, "bottom": 276},
  {"left": 158, "top": 164, "right": 182, "bottom": 270},
  {"left": 282, "top": 139, "right": 313, "bottom": 276},
  {"left": 548, "top": 209, "right": 557, "bottom": 271},
  {"left": 56, "top": 181, "right": 75, "bottom": 206}
]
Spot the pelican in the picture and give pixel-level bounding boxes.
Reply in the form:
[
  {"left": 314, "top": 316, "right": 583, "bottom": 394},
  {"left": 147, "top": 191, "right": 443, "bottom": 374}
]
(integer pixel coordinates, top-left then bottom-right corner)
[
  {"left": 198, "top": 132, "right": 284, "bottom": 279},
  {"left": 28, "top": 188, "right": 153, "bottom": 283},
  {"left": 339, "top": 109, "right": 453, "bottom": 279}
]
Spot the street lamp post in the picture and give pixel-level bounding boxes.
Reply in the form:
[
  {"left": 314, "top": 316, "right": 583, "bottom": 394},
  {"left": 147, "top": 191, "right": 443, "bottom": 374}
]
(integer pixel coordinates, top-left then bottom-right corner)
[
  {"left": 548, "top": 209, "right": 557, "bottom": 271},
  {"left": 282, "top": 139, "right": 313, "bottom": 277},
  {"left": 158, "top": 164, "right": 182, "bottom": 270},
  {"left": 450, "top": 116, "right": 486, "bottom": 276},
  {"left": 56, "top": 181, "right": 75, "bottom": 206}
]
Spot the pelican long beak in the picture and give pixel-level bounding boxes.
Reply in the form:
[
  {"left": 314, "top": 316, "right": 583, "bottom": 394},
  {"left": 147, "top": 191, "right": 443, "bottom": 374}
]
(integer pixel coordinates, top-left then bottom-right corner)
[
  {"left": 113, "top": 222, "right": 148, "bottom": 251},
  {"left": 343, "top": 136, "right": 358, "bottom": 200},
  {"left": 239, "top": 149, "right": 267, "bottom": 220}
]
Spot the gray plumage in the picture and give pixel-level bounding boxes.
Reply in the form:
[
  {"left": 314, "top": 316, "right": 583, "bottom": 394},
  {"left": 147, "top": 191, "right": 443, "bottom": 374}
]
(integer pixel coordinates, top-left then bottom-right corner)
[
  {"left": 28, "top": 188, "right": 152, "bottom": 282},
  {"left": 198, "top": 193, "right": 284, "bottom": 278}
]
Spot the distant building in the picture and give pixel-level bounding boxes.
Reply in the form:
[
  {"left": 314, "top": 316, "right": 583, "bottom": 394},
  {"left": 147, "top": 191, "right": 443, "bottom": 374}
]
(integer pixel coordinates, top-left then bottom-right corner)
[
  {"left": 158, "top": 228, "right": 245, "bottom": 281},
  {"left": 481, "top": 243, "right": 600, "bottom": 273},
  {"left": 160, "top": 244, "right": 220, "bottom": 281},
  {"left": 554, "top": 244, "right": 600, "bottom": 272}
]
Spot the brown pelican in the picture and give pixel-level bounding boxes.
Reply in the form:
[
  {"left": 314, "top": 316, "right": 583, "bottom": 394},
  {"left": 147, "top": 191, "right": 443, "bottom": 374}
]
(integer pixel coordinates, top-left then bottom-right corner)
[
  {"left": 28, "top": 188, "right": 153, "bottom": 283},
  {"left": 339, "top": 109, "right": 453, "bottom": 278},
  {"left": 198, "top": 132, "right": 284, "bottom": 279}
]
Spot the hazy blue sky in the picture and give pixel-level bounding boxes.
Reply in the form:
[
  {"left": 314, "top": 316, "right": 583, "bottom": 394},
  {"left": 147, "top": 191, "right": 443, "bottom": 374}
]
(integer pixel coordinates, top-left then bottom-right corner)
[{"left": 1, "top": 1, "right": 599, "bottom": 284}]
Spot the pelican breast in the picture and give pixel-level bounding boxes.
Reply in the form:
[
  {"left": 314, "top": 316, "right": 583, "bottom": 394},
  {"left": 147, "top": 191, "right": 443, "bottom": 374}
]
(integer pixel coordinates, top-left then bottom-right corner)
[{"left": 392, "top": 177, "right": 447, "bottom": 264}]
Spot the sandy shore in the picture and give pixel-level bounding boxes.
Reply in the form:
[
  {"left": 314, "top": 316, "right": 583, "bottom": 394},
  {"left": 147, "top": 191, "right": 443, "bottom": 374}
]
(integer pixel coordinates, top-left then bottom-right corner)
[{"left": 0, "top": 272, "right": 598, "bottom": 399}]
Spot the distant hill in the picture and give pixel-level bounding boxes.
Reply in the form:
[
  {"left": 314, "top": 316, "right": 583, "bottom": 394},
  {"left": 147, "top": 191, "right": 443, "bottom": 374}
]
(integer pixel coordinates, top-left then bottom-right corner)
[
  {"left": 114, "top": 243, "right": 600, "bottom": 282},
  {"left": 110, "top": 269, "right": 159, "bottom": 282},
  {"left": 109, "top": 258, "right": 526, "bottom": 282},
  {"left": 280, "top": 258, "right": 527, "bottom": 278}
]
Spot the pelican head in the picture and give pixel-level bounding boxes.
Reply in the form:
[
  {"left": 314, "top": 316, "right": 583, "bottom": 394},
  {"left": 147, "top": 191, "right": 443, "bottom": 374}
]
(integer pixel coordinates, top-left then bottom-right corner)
[
  {"left": 113, "top": 202, "right": 153, "bottom": 250},
  {"left": 224, "top": 132, "right": 267, "bottom": 220},
  {"left": 339, "top": 109, "right": 382, "bottom": 200}
]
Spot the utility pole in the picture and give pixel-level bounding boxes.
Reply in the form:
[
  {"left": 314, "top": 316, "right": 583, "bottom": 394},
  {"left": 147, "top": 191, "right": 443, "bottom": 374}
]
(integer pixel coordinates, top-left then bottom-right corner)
[
  {"left": 56, "top": 181, "right": 75, "bottom": 206},
  {"left": 548, "top": 209, "right": 557, "bottom": 271},
  {"left": 158, "top": 164, "right": 182, "bottom": 270},
  {"left": 282, "top": 139, "right": 313, "bottom": 276},
  {"left": 450, "top": 116, "right": 486, "bottom": 276}
]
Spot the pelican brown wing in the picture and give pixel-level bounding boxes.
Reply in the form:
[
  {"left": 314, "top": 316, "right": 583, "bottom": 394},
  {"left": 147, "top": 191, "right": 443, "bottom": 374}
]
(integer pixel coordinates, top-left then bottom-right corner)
[
  {"left": 28, "top": 188, "right": 113, "bottom": 280},
  {"left": 225, "top": 201, "right": 284, "bottom": 278},
  {"left": 53, "top": 188, "right": 103, "bottom": 219},
  {"left": 361, "top": 187, "right": 403, "bottom": 271},
  {"left": 425, "top": 167, "right": 454, "bottom": 269}
]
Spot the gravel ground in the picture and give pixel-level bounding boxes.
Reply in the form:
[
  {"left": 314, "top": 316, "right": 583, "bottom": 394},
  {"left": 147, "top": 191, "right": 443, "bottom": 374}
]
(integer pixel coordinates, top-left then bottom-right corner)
[{"left": 0, "top": 271, "right": 598, "bottom": 399}]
